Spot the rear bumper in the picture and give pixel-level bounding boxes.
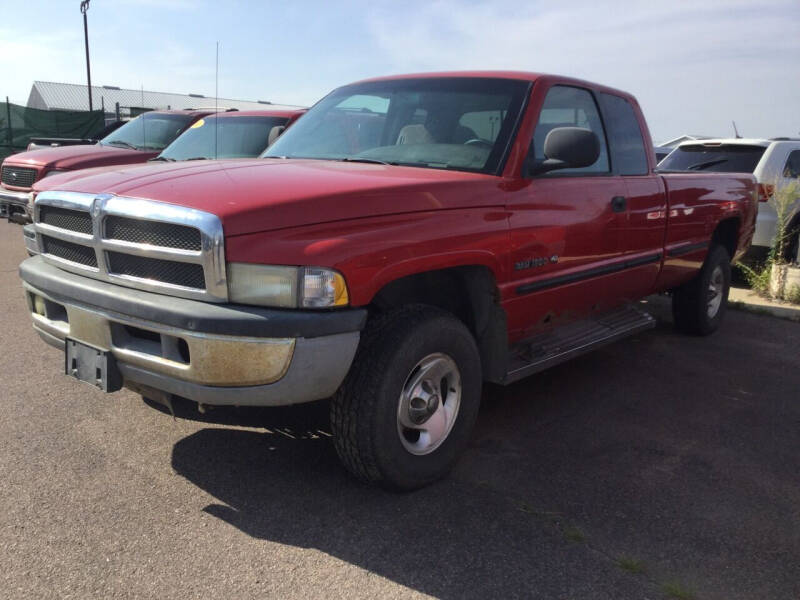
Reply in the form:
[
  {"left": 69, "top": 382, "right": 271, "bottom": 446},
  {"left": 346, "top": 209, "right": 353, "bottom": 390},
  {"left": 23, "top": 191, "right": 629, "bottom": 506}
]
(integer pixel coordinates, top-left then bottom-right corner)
[{"left": 19, "top": 256, "right": 366, "bottom": 406}]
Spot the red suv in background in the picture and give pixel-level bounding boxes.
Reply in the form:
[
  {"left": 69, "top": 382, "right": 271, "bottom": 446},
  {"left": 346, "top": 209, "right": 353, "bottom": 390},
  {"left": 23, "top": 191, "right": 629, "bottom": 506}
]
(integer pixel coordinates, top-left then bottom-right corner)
[{"left": 0, "top": 109, "right": 212, "bottom": 222}]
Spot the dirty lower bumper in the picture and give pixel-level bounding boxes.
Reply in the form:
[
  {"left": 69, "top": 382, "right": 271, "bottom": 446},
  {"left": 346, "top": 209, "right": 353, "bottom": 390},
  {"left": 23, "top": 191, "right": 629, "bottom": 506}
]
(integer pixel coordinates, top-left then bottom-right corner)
[{"left": 19, "top": 256, "right": 366, "bottom": 406}]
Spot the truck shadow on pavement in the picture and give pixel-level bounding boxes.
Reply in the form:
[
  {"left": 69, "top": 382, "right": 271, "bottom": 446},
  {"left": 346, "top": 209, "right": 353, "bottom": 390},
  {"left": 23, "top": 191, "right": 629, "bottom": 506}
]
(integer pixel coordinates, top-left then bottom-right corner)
[
  {"left": 167, "top": 390, "right": 656, "bottom": 600},
  {"left": 168, "top": 305, "right": 800, "bottom": 600}
]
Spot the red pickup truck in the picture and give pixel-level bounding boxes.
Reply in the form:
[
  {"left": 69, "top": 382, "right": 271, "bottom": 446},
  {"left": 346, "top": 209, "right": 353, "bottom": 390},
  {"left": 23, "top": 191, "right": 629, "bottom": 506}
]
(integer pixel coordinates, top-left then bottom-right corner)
[
  {"left": 0, "top": 109, "right": 212, "bottom": 222},
  {"left": 19, "top": 72, "right": 756, "bottom": 490}
]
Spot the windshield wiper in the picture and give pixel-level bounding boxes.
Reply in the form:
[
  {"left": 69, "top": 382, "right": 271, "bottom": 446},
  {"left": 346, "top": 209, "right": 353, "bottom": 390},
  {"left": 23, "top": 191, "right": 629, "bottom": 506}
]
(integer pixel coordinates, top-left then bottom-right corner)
[
  {"left": 338, "top": 157, "right": 393, "bottom": 166},
  {"left": 685, "top": 158, "right": 728, "bottom": 171},
  {"left": 148, "top": 156, "right": 175, "bottom": 162},
  {"left": 186, "top": 156, "right": 209, "bottom": 161},
  {"left": 105, "top": 140, "right": 139, "bottom": 150}
]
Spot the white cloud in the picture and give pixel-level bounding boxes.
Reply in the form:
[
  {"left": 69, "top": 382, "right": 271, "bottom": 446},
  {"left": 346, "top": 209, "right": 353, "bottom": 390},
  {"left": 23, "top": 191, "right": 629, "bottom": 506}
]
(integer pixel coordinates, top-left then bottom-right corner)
[{"left": 365, "top": 0, "right": 800, "bottom": 141}]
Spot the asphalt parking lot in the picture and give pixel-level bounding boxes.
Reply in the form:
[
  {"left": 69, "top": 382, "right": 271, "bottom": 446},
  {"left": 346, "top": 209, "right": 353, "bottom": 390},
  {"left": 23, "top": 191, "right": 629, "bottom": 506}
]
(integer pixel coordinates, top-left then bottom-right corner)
[{"left": 0, "top": 219, "right": 798, "bottom": 600}]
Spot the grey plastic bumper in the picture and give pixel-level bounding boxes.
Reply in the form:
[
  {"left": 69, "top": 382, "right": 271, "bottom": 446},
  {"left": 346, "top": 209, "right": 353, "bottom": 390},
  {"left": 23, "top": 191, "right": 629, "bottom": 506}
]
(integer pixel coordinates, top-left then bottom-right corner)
[
  {"left": 20, "top": 256, "right": 363, "bottom": 406},
  {"left": 36, "top": 326, "right": 359, "bottom": 407}
]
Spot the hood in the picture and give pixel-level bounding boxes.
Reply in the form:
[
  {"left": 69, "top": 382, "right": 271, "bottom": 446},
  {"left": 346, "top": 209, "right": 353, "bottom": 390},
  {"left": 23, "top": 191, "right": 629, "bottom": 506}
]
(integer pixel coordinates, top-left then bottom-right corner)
[
  {"left": 35, "top": 159, "right": 503, "bottom": 236},
  {"left": 4, "top": 143, "right": 152, "bottom": 170}
]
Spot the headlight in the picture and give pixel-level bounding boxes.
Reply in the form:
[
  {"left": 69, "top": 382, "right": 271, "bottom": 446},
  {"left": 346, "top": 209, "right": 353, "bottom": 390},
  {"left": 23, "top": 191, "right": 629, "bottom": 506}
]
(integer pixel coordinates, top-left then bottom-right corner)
[
  {"left": 42, "top": 169, "right": 68, "bottom": 178},
  {"left": 227, "top": 263, "right": 349, "bottom": 308}
]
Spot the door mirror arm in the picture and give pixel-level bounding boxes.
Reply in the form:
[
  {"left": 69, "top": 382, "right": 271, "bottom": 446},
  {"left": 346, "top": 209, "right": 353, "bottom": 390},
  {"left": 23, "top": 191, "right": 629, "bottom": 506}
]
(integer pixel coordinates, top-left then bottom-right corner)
[{"left": 525, "top": 158, "right": 569, "bottom": 176}]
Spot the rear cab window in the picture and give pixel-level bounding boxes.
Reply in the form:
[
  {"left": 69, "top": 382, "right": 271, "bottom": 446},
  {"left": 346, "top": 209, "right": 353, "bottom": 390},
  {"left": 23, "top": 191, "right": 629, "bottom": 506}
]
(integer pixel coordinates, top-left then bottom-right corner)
[
  {"left": 597, "top": 93, "right": 649, "bottom": 175},
  {"left": 659, "top": 144, "right": 767, "bottom": 173}
]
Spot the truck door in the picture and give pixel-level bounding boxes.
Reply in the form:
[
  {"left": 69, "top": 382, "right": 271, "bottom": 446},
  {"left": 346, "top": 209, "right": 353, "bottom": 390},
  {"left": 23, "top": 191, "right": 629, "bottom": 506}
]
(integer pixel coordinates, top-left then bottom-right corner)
[
  {"left": 597, "top": 92, "right": 666, "bottom": 298},
  {"left": 504, "top": 85, "right": 630, "bottom": 340}
]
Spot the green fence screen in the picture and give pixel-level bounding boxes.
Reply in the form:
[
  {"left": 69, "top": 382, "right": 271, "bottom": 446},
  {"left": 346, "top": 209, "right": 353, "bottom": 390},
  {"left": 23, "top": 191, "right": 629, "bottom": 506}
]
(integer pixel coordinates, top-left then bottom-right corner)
[{"left": 0, "top": 101, "right": 105, "bottom": 161}]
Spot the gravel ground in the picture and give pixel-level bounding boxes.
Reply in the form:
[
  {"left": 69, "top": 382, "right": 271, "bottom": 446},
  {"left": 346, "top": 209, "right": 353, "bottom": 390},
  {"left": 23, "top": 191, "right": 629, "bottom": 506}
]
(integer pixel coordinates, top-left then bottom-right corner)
[{"left": 0, "top": 220, "right": 798, "bottom": 599}]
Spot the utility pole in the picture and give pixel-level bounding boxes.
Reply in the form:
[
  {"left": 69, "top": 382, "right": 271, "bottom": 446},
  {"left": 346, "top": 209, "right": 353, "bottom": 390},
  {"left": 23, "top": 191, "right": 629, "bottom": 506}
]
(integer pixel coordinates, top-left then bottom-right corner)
[{"left": 80, "top": 0, "right": 93, "bottom": 111}]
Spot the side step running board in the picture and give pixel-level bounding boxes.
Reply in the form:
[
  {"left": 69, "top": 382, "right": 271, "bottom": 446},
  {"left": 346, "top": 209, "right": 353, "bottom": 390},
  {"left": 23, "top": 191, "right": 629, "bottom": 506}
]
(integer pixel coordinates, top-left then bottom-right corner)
[{"left": 503, "top": 305, "right": 656, "bottom": 384}]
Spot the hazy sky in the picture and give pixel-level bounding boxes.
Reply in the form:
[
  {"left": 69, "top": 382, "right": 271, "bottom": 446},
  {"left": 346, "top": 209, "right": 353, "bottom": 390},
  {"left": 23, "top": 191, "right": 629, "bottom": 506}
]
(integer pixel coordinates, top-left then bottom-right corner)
[{"left": 1, "top": 0, "right": 798, "bottom": 143}]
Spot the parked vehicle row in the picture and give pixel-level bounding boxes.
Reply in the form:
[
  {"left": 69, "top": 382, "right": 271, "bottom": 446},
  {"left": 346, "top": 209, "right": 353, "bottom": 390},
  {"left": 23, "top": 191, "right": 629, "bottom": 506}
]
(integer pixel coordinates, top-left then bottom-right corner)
[
  {"left": 659, "top": 138, "right": 800, "bottom": 263},
  {"left": 17, "top": 71, "right": 756, "bottom": 489},
  {"left": 0, "top": 108, "right": 305, "bottom": 222}
]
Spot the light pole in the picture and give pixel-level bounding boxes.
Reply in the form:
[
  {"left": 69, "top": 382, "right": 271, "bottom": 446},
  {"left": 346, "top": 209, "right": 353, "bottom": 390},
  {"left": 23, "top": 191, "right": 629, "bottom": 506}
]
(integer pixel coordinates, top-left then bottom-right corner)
[{"left": 80, "top": 0, "right": 93, "bottom": 111}]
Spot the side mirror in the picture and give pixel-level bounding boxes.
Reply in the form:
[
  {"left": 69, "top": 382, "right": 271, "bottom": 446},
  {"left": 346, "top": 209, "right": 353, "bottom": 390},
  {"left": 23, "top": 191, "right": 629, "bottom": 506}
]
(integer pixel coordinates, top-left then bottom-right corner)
[{"left": 526, "top": 127, "right": 600, "bottom": 176}]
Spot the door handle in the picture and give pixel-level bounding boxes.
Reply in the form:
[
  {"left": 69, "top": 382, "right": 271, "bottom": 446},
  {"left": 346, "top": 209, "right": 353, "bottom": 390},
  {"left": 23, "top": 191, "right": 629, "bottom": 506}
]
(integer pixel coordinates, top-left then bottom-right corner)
[{"left": 611, "top": 196, "right": 627, "bottom": 213}]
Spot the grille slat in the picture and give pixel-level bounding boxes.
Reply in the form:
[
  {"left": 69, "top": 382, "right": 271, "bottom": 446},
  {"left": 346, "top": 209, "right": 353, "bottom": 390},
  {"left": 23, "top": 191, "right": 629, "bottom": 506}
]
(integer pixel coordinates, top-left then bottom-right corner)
[
  {"left": 1, "top": 166, "right": 37, "bottom": 188},
  {"left": 106, "top": 252, "right": 205, "bottom": 289},
  {"left": 39, "top": 206, "right": 93, "bottom": 234},
  {"left": 105, "top": 216, "right": 201, "bottom": 251},
  {"left": 42, "top": 236, "right": 98, "bottom": 267}
]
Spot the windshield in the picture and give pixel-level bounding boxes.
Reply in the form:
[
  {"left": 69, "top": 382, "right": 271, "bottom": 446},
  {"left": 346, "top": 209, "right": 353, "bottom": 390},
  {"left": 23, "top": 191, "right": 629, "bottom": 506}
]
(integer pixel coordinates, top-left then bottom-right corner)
[
  {"left": 158, "top": 115, "right": 290, "bottom": 161},
  {"left": 100, "top": 112, "right": 196, "bottom": 151},
  {"left": 264, "top": 77, "right": 530, "bottom": 175},
  {"left": 659, "top": 144, "right": 767, "bottom": 173}
]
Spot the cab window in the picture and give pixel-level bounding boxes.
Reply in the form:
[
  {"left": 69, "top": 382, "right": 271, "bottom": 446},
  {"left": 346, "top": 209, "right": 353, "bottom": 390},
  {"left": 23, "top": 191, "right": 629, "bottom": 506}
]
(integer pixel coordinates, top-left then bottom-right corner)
[
  {"left": 784, "top": 150, "right": 800, "bottom": 178},
  {"left": 598, "top": 93, "right": 649, "bottom": 175},
  {"left": 531, "top": 86, "right": 610, "bottom": 174}
]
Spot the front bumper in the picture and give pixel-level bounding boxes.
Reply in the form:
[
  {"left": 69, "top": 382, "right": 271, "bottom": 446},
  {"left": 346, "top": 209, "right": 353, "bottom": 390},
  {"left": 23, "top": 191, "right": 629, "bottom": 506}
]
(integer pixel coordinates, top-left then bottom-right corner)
[
  {"left": 0, "top": 188, "right": 33, "bottom": 223},
  {"left": 19, "top": 256, "right": 365, "bottom": 406}
]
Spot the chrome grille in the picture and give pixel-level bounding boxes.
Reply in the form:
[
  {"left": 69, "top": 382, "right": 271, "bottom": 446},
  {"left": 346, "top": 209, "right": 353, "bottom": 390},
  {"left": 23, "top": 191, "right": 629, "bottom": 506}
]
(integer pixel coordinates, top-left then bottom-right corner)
[
  {"left": 33, "top": 191, "right": 227, "bottom": 302},
  {"left": 105, "top": 215, "right": 201, "bottom": 250},
  {"left": 40, "top": 206, "right": 93, "bottom": 235},
  {"left": 1, "top": 166, "right": 37, "bottom": 188},
  {"left": 107, "top": 252, "right": 206, "bottom": 289},
  {"left": 42, "top": 237, "right": 98, "bottom": 267}
]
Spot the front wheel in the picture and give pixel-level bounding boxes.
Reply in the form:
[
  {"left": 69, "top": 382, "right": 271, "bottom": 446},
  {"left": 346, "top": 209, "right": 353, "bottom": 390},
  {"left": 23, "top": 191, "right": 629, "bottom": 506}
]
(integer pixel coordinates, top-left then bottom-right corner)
[
  {"left": 330, "top": 305, "right": 482, "bottom": 490},
  {"left": 672, "top": 244, "right": 731, "bottom": 335}
]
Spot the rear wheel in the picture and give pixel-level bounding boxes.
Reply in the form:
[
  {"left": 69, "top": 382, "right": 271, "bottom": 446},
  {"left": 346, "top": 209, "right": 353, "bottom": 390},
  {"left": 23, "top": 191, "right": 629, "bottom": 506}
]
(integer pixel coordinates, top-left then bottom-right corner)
[
  {"left": 672, "top": 244, "right": 731, "bottom": 335},
  {"left": 330, "top": 305, "right": 482, "bottom": 490}
]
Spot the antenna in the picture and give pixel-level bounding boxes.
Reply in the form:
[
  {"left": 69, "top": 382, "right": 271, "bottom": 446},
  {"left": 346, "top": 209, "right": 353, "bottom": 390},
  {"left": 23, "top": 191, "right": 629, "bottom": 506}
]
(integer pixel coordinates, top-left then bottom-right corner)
[
  {"left": 732, "top": 120, "right": 741, "bottom": 139},
  {"left": 141, "top": 84, "right": 146, "bottom": 149},
  {"left": 215, "top": 41, "right": 219, "bottom": 160}
]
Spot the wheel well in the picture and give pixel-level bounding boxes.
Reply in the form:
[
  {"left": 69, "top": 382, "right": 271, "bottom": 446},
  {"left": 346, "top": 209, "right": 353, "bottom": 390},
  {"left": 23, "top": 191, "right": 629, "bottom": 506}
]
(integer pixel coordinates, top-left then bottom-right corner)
[
  {"left": 711, "top": 218, "right": 739, "bottom": 259},
  {"left": 370, "top": 266, "right": 508, "bottom": 382}
]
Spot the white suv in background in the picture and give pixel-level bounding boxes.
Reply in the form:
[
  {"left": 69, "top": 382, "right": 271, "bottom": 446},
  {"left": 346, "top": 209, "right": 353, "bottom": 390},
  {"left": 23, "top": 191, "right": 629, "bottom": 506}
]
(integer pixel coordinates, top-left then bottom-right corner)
[{"left": 659, "top": 138, "right": 800, "bottom": 263}]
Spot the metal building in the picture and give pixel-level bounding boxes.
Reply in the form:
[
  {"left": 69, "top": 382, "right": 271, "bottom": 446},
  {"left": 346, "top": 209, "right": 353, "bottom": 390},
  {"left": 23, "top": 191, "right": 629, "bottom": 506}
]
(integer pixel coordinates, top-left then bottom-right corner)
[{"left": 26, "top": 81, "right": 301, "bottom": 115}]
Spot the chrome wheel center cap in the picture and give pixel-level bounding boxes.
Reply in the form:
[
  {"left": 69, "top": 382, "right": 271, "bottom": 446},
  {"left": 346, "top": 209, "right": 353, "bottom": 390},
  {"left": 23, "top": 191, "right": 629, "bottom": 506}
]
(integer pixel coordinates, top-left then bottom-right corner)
[
  {"left": 397, "top": 353, "right": 462, "bottom": 456},
  {"left": 408, "top": 381, "right": 439, "bottom": 424}
]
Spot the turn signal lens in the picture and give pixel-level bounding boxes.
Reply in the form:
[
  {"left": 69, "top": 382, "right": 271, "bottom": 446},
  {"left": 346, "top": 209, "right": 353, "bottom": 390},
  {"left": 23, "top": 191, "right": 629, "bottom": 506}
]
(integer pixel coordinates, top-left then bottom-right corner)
[{"left": 301, "top": 267, "right": 349, "bottom": 308}]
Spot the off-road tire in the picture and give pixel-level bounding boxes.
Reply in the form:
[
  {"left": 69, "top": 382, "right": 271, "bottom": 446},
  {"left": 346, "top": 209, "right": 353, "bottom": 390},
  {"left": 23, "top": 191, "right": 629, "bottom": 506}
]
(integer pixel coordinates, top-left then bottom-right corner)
[
  {"left": 672, "top": 244, "right": 731, "bottom": 335},
  {"left": 330, "top": 305, "right": 482, "bottom": 490}
]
